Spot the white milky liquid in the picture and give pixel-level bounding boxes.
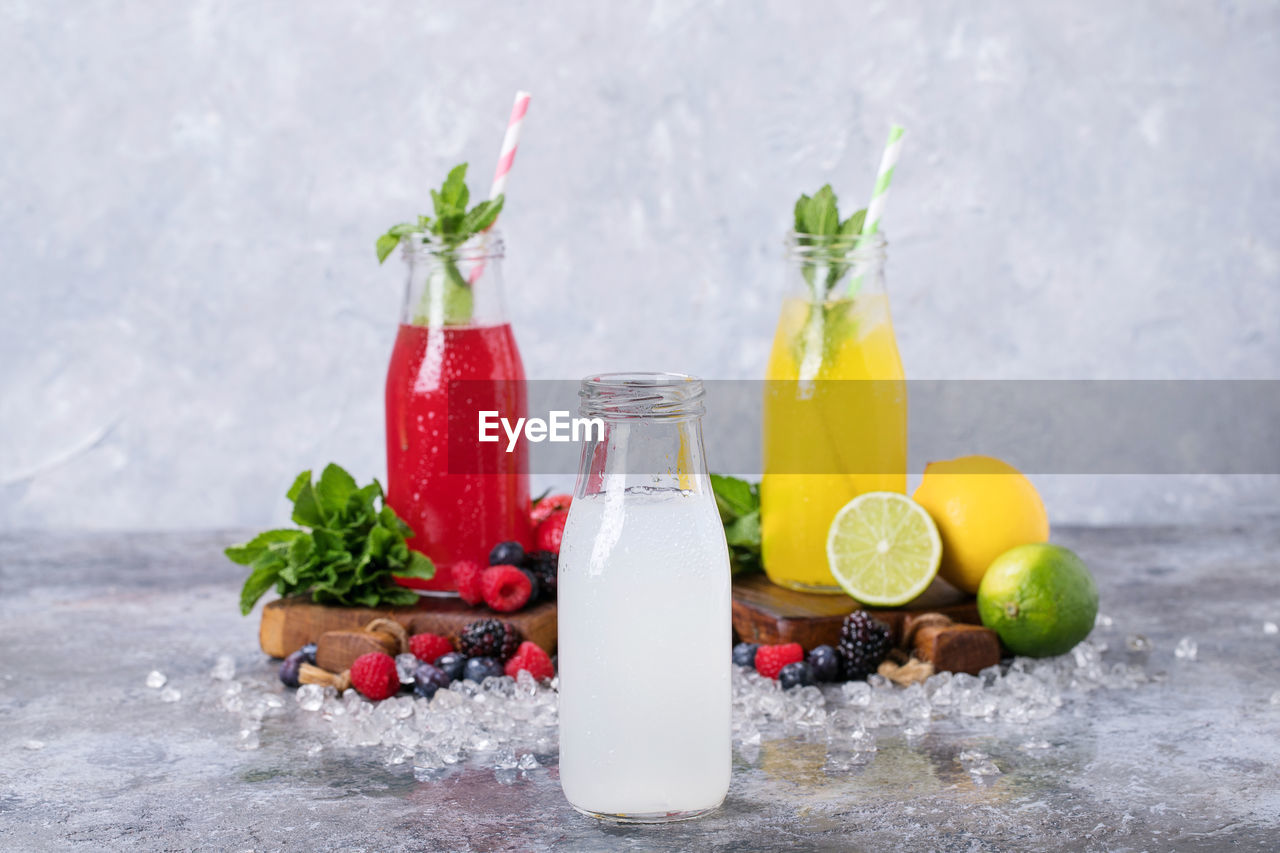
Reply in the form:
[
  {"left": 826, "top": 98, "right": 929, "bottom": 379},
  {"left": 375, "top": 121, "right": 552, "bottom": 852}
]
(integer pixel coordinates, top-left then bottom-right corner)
[{"left": 557, "top": 486, "right": 732, "bottom": 817}]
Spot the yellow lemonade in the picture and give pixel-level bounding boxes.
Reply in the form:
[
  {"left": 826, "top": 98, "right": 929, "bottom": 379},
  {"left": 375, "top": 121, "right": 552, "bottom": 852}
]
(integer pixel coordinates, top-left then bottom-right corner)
[{"left": 761, "top": 293, "right": 907, "bottom": 591}]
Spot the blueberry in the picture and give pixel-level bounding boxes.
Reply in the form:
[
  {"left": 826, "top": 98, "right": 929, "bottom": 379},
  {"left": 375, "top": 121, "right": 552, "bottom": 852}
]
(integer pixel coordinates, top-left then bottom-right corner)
[
  {"left": 299, "top": 643, "right": 318, "bottom": 665},
  {"left": 278, "top": 650, "right": 307, "bottom": 688},
  {"left": 806, "top": 644, "right": 842, "bottom": 682},
  {"left": 732, "top": 642, "right": 759, "bottom": 668},
  {"left": 412, "top": 663, "right": 451, "bottom": 699},
  {"left": 778, "top": 661, "right": 815, "bottom": 690},
  {"left": 463, "top": 656, "right": 504, "bottom": 684},
  {"left": 434, "top": 652, "right": 467, "bottom": 682},
  {"left": 489, "top": 541, "right": 525, "bottom": 566},
  {"left": 519, "top": 567, "right": 541, "bottom": 602}
]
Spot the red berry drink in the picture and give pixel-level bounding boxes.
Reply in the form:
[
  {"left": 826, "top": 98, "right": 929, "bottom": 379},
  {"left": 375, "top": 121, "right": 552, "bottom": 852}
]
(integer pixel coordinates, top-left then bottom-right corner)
[{"left": 385, "top": 320, "right": 531, "bottom": 592}]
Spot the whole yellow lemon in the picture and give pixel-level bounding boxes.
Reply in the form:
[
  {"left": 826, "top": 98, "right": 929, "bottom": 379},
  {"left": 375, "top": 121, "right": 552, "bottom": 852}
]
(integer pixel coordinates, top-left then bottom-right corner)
[{"left": 912, "top": 455, "right": 1049, "bottom": 594}]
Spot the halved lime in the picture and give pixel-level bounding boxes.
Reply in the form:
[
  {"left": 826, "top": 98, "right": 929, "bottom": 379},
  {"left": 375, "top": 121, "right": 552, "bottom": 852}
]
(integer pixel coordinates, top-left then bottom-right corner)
[{"left": 826, "top": 492, "right": 943, "bottom": 606}]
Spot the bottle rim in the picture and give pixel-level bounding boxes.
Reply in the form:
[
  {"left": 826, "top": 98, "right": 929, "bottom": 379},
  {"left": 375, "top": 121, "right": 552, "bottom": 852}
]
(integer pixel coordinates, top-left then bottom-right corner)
[
  {"left": 783, "top": 229, "right": 886, "bottom": 263},
  {"left": 578, "top": 372, "right": 706, "bottom": 421},
  {"left": 402, "top": 229, "right": 505, "bottom": 262}
]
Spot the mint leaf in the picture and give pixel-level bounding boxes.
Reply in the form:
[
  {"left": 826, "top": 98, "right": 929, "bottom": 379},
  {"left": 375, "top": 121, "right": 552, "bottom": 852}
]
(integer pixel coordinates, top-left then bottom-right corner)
[
  {"left": 710, "top": 474, "right": 762, "bottom": 576},
  {"left": 224, "top": 528, "right": 302, "bottom": 565},
  {"left": 227, "top": 465, "right": 435, "bottom": 614},
  {"left": 315, "top": 463, "right": 359, "bottom": 515},
  {"left": 725, "top": 510, "right": 760, "bottom": 548},
  {"left": 805, "top": 185, "right": 839, "bottom": 236},
  {"left": 376, "top": 233, "right": 401, "bottom": 263},
  {"left": 440, "top": 163, "right": 468, "bottom": 210},
  {"left": 289, "top": 477, "right": 327, "bottom": 529},
  {"left": 710, "top": 473, "right": 756, "bottom": 519},
  {"left": 286, "top": 470, "right": 311, "bottom": 502}
]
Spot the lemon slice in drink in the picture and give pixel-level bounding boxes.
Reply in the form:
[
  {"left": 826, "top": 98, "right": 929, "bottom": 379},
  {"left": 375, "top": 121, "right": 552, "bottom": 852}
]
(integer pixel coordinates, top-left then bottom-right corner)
[{"left": 826, "top": 492, "right": 943, "bottom": 606}]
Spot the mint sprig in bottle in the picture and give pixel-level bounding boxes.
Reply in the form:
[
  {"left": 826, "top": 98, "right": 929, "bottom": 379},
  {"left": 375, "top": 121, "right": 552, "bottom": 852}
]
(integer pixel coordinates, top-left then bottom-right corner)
[{"left": 379, "top": 163, "right": 531, "bottom": 594}]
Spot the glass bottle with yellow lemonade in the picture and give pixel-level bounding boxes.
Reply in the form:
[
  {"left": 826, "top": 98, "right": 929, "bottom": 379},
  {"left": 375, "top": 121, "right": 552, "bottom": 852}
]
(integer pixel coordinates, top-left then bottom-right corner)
[{"left": 761, "top": 228, "right": 907, "bottom": 592}]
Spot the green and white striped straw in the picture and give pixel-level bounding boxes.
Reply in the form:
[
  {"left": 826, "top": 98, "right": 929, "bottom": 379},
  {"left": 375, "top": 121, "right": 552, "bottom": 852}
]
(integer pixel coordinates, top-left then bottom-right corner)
[{"left": 848, "top": 123, "right": 905, "bottom": 295}]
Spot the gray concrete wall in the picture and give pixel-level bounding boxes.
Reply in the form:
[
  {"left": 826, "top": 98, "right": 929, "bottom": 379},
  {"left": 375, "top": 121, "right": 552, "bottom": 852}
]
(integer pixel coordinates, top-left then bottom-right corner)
[{"left": 2, "top": 1, "right": 1277, "bottom": 529}]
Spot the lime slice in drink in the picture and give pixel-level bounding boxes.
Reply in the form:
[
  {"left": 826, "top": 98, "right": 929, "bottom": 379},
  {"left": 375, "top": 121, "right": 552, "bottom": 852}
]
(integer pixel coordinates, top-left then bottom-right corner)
[{"left": 826, "top": 492, "right": 943, "bottom": 606}]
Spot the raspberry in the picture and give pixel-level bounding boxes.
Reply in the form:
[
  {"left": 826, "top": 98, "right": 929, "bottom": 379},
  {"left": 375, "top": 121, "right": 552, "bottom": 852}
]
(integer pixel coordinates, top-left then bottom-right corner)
[
  {"left": 481, "top": 565, "right": 532, "bottom": 613},
  {"left": 754, "top": 643, "right": 804, "bottom": 679},
  {"left": 453, "top": 560, "right": 485, "bottom": 606},
  {"left": 534, "top": 512, "right": 568, "bottom": 555},
  {"left": 504, "top": 641, "right": 555, "bottom": 681},
  {"left": 349, "top": 652, "right": 399, "bottom": 701},
  {"left": 838, "top": 611, "right": 892, "bottom": 679},
  {"left": 408, "top": 632, "right": 454, "bottom": 663},
  {"left": 530, "top": 493, "right": 572, "bottom": 525},
  {"left": 458, "top": 618, "right": 523, "bottom": 660}
]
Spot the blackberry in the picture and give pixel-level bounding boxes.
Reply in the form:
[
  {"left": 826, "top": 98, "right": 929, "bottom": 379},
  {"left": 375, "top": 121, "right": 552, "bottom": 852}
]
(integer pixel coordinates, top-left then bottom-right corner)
[
  {"left": 458, "top": 618, "right": 523, "bottom": 660},
  {"left": 524, "top": 550, "right": 557, "bottom": 600},
  {"left": 838, "top": 611, "right": 891, "bottom": 679},
  {"left": 806, "top": 644, "right": 843, "bottom": 682},
  {"left": 778, "top": 661, "right": 815, "bottom": 690},
  {"left": 732, "top": 642, "right": 759, "bottom": 668}
]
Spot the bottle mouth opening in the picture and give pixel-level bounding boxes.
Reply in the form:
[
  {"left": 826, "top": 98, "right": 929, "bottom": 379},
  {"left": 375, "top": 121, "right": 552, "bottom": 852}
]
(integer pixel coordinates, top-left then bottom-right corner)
[
  {"left": 784, "top": 230, "right": 886, "bottom": 263},
  {"left": 403, "top": 229, "right": 505, "bottom": 262},
  {"left": 579, "top": 372, "right": 706, "bottom": 421}
]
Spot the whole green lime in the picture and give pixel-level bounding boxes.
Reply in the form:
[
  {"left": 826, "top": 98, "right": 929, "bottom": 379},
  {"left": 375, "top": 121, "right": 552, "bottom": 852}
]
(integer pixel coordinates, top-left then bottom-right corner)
[{"left": 977, "top": 543, "right": 1098, "bottom": 657}]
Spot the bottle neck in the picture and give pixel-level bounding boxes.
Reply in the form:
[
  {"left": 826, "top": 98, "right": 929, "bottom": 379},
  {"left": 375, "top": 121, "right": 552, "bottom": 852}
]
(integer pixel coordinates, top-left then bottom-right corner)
[
  {"left": 783, "top": 231, "right": 887, "bottom": 304},
  {"left": 401, "top": 231, "right": 508, "bottom": 327},
  {"left": 574, "top": 374, "right": 710, "bottom": 499}
]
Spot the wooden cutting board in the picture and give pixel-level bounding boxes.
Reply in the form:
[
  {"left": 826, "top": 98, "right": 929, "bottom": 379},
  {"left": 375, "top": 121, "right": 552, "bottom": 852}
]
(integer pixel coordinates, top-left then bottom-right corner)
[
  {"left": 261, "top": 575, "right": 977, "bottom": 662},
  {"left": 259, "top": 596, "right": 556, "bottom": 659},
  {"left": 731, "top": 573, "right": 980, "bottom": 648}
]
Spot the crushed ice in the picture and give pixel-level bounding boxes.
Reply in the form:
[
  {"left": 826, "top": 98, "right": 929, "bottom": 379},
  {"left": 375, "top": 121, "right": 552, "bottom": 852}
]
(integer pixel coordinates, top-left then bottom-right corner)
[{"left": 209, "top": 635, "right": 1157, "bottom": 774}]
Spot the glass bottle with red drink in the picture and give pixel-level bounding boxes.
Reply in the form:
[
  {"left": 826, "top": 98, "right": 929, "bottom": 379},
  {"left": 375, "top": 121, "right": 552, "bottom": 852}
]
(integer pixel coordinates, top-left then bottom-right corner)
[{"left": 384, "top": 229, "right": 531, "bottom": 593}]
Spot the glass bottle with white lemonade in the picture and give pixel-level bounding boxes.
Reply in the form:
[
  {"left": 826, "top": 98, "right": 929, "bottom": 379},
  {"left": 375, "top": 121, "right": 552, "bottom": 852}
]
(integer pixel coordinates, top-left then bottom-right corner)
[
  {"left": 761, "top": 229, "right": 907, "bottom": 592},
  {"left": 558, "top": 373, "right": 731, "bottom": 822}
]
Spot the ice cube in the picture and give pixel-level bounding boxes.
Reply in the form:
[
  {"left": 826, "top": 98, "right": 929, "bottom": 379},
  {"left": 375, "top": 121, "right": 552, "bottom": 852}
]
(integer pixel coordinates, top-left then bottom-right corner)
[
  {"left": 1125, "top": 634, "right": 1152, "bottom": 653},
  {"left": 1094, "top": 613, "right": 1114, "bottom": 628},
  {"left": 145, "top": 670, "right": 167, "bottom": 689},
  {"left": 237, "top": 728, "right": 260, "bottom": 751},
  {"left": 386, "top": 745, "right": 414, "bottom": 766},
  {"left": 22, "top": 739, "right": 44, "bottom": 751},
  {"left": 1263, "top": 622, "right": 1278, "bottom": 635},
  {"left": 841, "top": 680, "right": 872, "bottom": 707},
  {"left": 1174, "top": 636, "right": 1198, "bottom": 660},
  {"left": 296, "top": 684, "right": 330, "bottom": 712},
  {"left": 1020, "top": 739, "right": 1051, "bottom": 750},
  {"left": 211, "top": 655, "right": 236, "bottom": 681},
  {"left": 160, "top": 686, "right": 181, "bottom": 703},
  {"left": 396, "top": 653, "right": 420, "bottom": 685}
]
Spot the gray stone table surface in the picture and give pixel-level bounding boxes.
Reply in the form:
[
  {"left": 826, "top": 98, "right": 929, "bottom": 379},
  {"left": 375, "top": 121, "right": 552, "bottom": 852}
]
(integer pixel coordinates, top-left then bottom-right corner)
[{"left": 2, "top": 524, "right": 1279, "bottom": 851}]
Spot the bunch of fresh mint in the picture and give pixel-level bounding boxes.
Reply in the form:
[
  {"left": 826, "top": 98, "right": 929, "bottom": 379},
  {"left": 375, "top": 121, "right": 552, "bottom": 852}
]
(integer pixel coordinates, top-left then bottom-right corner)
[
  {"left": 793, "top": 185, "right": 867, "bottom": 298},
  {"left": 227, "top": 464, "right": 434, "bottom": 615},
  {"left": 711, "top": 474, "right": 762, "bottom": 576},
  {"left": 375, "top": 163, "right": 504, "bottom": 324}
]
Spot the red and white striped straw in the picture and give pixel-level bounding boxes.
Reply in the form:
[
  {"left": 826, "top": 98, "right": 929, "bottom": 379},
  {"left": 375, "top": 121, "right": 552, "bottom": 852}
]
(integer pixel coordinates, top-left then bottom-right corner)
[{"left": 488, "top": 90, "right": 531, "bottom": 202}]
